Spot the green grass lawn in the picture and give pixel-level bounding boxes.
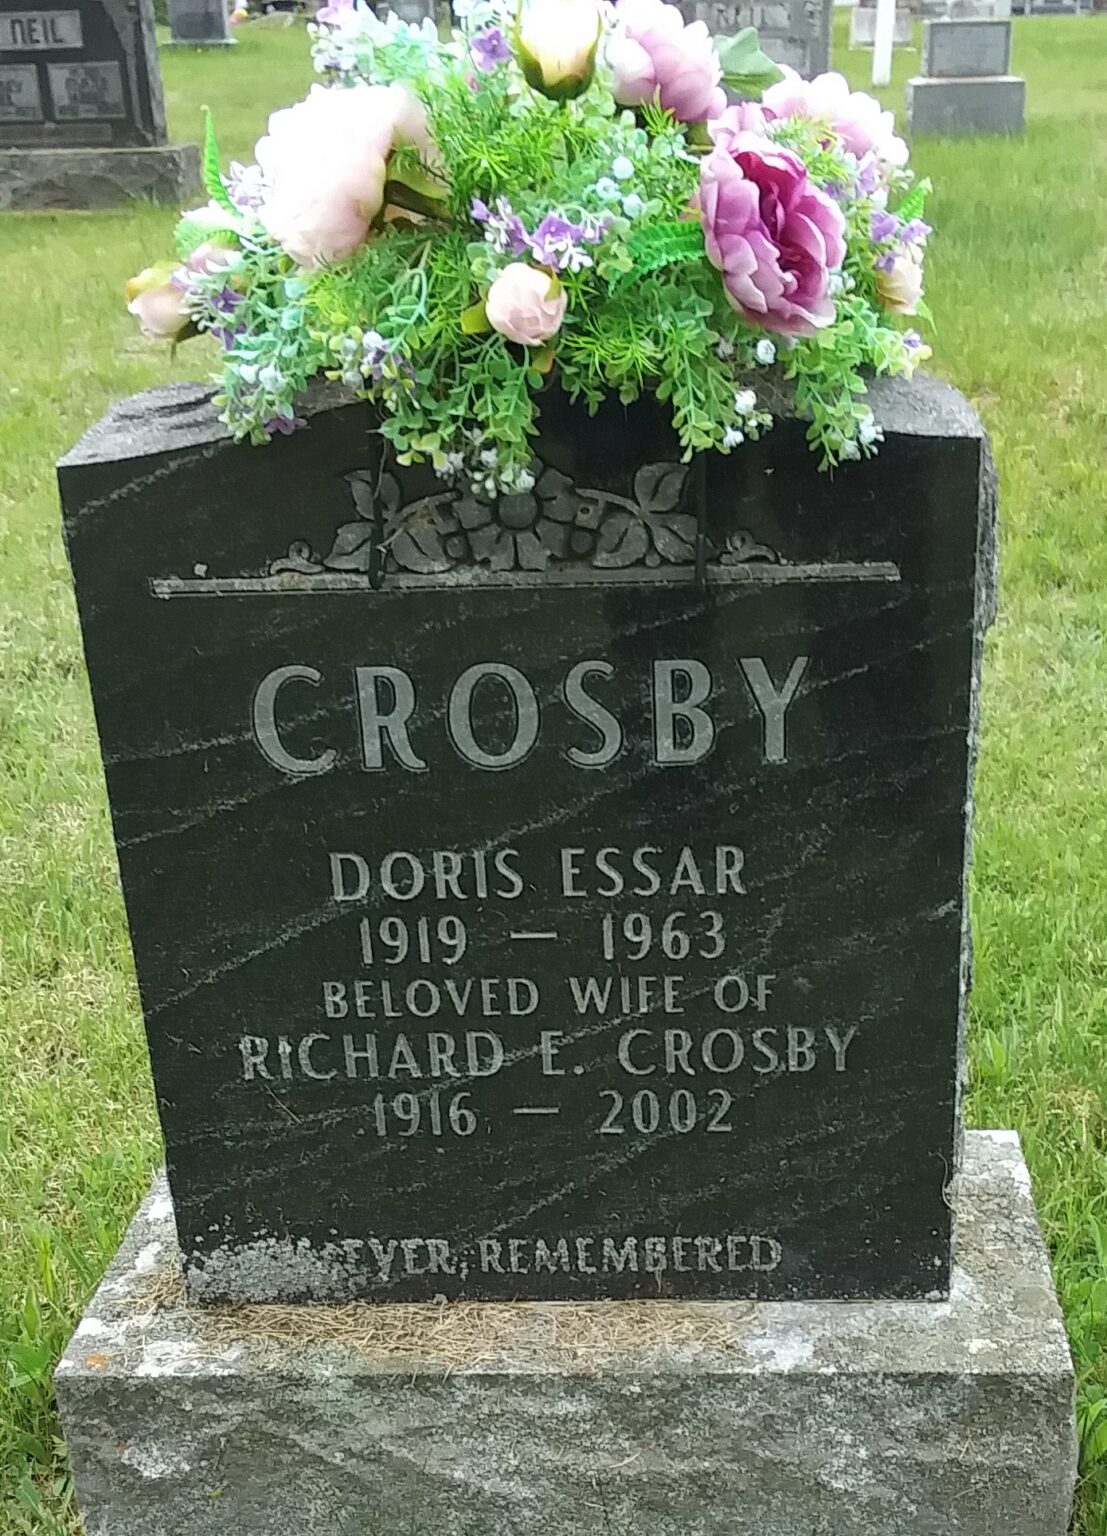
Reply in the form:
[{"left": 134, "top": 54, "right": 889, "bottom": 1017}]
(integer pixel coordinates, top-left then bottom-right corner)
[{"left": 1, "top": 13, "right": 1106, "bottom": 1533}]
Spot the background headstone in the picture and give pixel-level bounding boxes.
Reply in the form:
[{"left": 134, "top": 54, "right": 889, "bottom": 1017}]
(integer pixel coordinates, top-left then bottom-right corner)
[
  {"left": 848, "top": 2, "right": 912, "bottom": 46},
  {"left": 923, "top": 16, "right": 1012, "bottom": 72},
  {"left": 0, "top": 0, "right": 198, "bottom": 205},
  {"left": 166, "top": 0, "right": 234, "bottom": 46},
  {"left": 908, "top": 15, "right": 1024, "bottom": 132},
  {"left": 918, "top": 0, "right": 1012, "bottom": 21},
  {"left": 59, "top": 372, "right": 995, "bottom": 1307},
  {"left": 680, "top": 0, "right": 831, "bottom": 76}
]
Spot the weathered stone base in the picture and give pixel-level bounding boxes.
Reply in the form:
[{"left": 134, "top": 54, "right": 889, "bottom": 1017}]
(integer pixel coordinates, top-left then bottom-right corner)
[
  {"left": 906, "top": 73, "right": 1027, "bottom": 134},
  {"left": 0, "top": 143, "right": 200, "bottom": 211},
  {"left": 57, "top": 1132, "right": 1076, "bottom": 1536}
]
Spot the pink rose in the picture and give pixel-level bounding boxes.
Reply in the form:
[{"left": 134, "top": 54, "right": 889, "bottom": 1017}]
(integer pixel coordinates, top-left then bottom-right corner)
[
  {"left": 608, "top": 0, "right": 726, "bottom": 124},
  {"left": 699, "top": 133, "right": 846, "bottom": 337},
  {"left": 762, "top": 67, "right": 908, "bottom": 169},
  {"left": 876, "top": 249, "right": 923, "bottom": 314},
  {"left": 126, "top": 268, "right": 191, "bottom": 340},
  {"left": 485, "top": 264, "right": 567, "bottom": 345},
  {"left": 255, "top": 82, "right": 434, "bottom": 268},
  {"left": 125, "top": 240, "right": 236, "bottom": 341}
]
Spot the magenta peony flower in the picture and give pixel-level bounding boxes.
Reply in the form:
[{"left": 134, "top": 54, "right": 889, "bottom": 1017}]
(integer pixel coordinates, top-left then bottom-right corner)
[
  {"left": 608, "top": 0, "right": 726, "bottom": 124},
  {"left": 255, "top": 82, "right": 433, "bottom": 268},
  {"left": 761, "top": 67, "right": 908, "bottom": 170},
  {"left": 485, "top": 264, "right": 567, "bottom": 345},
  {"left": 699, "top": 133, "right": 847, "bottom": 337}
]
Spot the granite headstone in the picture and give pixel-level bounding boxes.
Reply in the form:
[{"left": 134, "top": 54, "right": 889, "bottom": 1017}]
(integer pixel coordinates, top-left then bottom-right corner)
[
  {"left": 848, "top": 2, "right": 912, "bottom": 46},
  {"left": 679, "top": 0, "right": 830, "bottom": 76},
  {"left": 0, "top": 0, "right": 161, "bottom": 146},
  {"left": 166, "top": 0, "right": 234, "bottom": 46},
  {"left": 0, "top": 0, "right": 197, "bottom": 206},
  {"left": 59, "top": 374, "right": 994, "bottom": 1306},
  {"left": 908, "top": 16, "right": 1024, "bottom": 132},
  {"left": 923, "top": 17, "right": 1012, "bottom": 73}
]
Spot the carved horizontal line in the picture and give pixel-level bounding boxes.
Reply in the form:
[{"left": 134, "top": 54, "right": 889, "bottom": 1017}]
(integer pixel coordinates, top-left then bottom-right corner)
[{"left": 149, "top": 561, "right": 901, "bottom": 598}]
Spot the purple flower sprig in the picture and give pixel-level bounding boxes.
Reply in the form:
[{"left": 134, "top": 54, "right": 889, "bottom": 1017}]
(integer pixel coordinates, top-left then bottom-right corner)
[
  {"left": 264, "top": 411, "right": 306, "bottom": 437},
  {"left": 361, "top": 329, "right": 415, "bottom": 386},
  {"left": 205, "top": 285, "right": 246, "bottom": 349},
  {"left": 471, "top": 196, "right": 531, "bottom": 257},
  {"left": 471, "top": 197, "right": 609, "bottom": 273},
  {"left": 870, "top": 208, "right": 931, "bottom": 272},
  {"left": 470, "top": 25, "right": 512, "bottom": 72}
]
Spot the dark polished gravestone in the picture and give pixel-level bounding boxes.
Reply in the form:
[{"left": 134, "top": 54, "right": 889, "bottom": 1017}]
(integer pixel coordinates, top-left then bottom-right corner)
[
  {"left": 59, "top": 374, "right": 996, "bottom": 1306},
  {"left": 165, "top": 0, "right": 234, "bottom": 48},
  {"left": 0, "top": 0, "right": 198, "bottom": 207}
]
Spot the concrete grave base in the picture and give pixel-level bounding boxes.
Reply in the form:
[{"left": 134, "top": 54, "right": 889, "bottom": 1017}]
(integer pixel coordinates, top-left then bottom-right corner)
[
  {"left": 0, "top": 143, "right": 200, "bottom": 211},
  {"left": 906, "top": 73, "right": 1026, "bottom": 133},
  {"left": 57, "top": 1131, "right": 1076, "bottom": 1536}
]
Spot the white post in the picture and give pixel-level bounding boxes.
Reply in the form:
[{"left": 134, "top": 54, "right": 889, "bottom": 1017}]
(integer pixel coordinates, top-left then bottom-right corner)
[{"left": 872, "top": 0, "right": 895, "bottom": 86}]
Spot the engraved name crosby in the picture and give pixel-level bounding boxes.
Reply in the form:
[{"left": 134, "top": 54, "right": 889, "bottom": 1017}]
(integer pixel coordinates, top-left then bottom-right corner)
[{"left": 251, "top": 654, "right": 811, "bottom": 774}]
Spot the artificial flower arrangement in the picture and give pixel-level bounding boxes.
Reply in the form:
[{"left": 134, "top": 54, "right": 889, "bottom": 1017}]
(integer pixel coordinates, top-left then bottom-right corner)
[{"left": 126, "top": 0, "right": 932, "bottom": 496}]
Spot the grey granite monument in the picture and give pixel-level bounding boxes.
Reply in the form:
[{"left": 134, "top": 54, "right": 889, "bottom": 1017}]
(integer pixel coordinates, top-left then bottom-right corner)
[
  {"left": 907, "top": 17, "right": 1025, "bottom": 134},
  {"left": 53, "top": 373, "right": 1076, "bottom": 1533},
  {"left": 848, "top": 2, "right": 912, "bottom": 47},
  {"left": 681, "top": 0, "right": 830, "bottom": 76},
  {"left": 166, "top": 0, "right": 234, "bottom": 46},
  {"left": 0, "top": 0, "right": 199, "bottom": 208}
]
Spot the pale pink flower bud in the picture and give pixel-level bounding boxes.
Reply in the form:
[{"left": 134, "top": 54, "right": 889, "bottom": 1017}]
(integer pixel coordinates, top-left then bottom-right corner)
[
  {"left": 876, "top": 248, "right": 924, "bottom": 314},
  {"left": 125, "top": 262, "right": 191, "bottom": 340},
  {"left": 485, "top": 263, "right": 567, "bottom": 345}
]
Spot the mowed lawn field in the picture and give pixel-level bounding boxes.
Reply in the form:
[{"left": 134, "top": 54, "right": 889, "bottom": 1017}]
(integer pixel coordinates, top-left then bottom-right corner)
[{"left": 2, "top": 14, "right": 1106, "bottom": 1533}]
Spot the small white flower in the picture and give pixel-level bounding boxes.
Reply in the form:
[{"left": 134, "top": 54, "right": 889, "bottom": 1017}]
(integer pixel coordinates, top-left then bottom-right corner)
[
  {"left": 733, "top": 389, "right": 757, "bottom": 415},
  {"left": 612, "top": 155, "right": 635, "bottom": 181},
  {"left": 621, "top": 192, "right": 645, "bottom": 219},
  {"left": 723, "top": 427, "right": 745, "bottom": 450},
  {"left": 839, "top": 440, "right": 861, "bottom": 461},
  {"left": 594, "top": 176, "right": 620, "bottom": 202},
  {"left": 754, "top": 339, "right": 776, "bottom": 366},
  {"left": 828, "top": 273, "right": 844, "bottom": 297},
  {"left": 258, "top": 363, "right": 284, "bottom": 392},
  {"left": 480, "top": 447, "right": 498, "bottom": 467},
  {"left": 716, "top": 338, "right": 735, "bottom": 360},
  {"left": 515, "top": 468, "right": 536, "bottom": 492},
  {"left": 857, "top": 413, "right": 882, "bottom": 448}
]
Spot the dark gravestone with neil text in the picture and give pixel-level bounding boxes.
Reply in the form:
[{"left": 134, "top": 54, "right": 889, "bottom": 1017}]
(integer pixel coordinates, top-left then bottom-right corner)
[
  {"left": 59, "top": 376, "right": 994, "bottom": 1305},
  {"left": 0, "top": 0, "right": 197, "bottom": 207},
  {"left": 0, "top": 0, "right": 163, "bottom": 148}
]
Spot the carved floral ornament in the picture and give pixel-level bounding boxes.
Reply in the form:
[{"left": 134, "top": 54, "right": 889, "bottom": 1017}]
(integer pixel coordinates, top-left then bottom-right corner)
[{"left": 271, "top": 460, "right": 780, "bottom": 579}]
